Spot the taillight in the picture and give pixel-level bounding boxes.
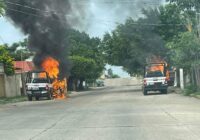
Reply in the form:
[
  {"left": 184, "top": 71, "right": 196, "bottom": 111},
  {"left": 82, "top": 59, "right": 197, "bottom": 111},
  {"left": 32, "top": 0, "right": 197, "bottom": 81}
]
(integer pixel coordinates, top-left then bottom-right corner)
[{"left": 46, "top": 85, "right": 49, "bottom": 90}]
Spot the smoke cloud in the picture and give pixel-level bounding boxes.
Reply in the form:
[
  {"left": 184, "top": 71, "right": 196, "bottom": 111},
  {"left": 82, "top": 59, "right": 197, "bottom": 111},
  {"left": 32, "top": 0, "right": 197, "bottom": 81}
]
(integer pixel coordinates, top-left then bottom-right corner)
[
  {"left": 68, "top": 0, "right": 164, "bottom": 37},
  {"left": 5, "top": 0, "right": 165, "bottom": 79},
  {"left": 6, "top": 0, "right": 71, "bottom": 79}
]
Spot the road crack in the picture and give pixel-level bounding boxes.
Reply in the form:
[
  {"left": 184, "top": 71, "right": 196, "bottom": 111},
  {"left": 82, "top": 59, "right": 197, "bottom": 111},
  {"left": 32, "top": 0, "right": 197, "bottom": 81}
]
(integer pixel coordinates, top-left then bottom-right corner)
[{"left": 29, "top": 114, "right": 66, "bottom": 140}]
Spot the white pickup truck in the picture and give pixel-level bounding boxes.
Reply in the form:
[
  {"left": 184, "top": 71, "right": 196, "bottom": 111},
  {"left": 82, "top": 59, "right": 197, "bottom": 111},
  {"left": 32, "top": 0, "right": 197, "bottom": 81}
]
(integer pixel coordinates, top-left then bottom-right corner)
[
  {"left": 26, "top": 71, "right": 53, "bottom": 101},
  {"left": 143, "top": 64, "right": 168, "bottom": 95}
]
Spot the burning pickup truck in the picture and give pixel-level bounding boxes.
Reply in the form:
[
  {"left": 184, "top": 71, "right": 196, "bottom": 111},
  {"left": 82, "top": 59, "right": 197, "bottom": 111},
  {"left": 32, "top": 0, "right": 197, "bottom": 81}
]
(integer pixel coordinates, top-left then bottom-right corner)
[
  {"left": 143, "top": 63, "right": 168, "bottom": 95},
  {"left": 26, "top": 57, "right": 67, "bottom": 101},
  {"left": 26, "top": 71, "right": 53, "bottom": 101}
]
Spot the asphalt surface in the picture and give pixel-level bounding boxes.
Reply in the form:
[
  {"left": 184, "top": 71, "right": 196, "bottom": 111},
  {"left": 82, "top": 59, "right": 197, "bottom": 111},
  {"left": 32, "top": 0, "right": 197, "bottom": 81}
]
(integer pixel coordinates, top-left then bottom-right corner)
[{"left": 1, "top": 85, "right": 200, "bottom": 140}]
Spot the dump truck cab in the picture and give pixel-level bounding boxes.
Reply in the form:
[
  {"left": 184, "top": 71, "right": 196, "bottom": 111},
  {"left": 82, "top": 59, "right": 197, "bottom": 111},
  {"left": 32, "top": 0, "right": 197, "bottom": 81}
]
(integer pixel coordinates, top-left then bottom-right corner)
[
  {"left": 143, "top": 63, "right": 168, "bottom": 95},
  {"left": 25, "top": 70, "right": 53, "bottom": 101}
]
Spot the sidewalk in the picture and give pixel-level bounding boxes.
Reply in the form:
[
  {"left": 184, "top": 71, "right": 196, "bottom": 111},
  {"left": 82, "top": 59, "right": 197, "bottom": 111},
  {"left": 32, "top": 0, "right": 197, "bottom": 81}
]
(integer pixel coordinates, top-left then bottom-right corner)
[{"left": 168, "top": 86, "right": 182, "bottom": 94}]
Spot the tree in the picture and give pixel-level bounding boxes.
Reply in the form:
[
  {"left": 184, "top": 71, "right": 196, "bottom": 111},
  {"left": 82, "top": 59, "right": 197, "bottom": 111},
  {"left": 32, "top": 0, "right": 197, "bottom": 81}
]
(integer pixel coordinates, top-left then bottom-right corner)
[
  {"left": 5, "top": 39, "right": 33, "bottom": 61},
  {"left": 167, "top": 31, "right": 200, "bottom": 88},
  {"left": 157, "top": 4, "right": 187, "bottom": 42},
  {"left": 0, "top": 0, "right": 5, "bottom": 16},
  {"left": 0, "top": 45, "right": 14, "bottom": 75},
  {"left": 167, "top": 32, "right": 200, "bottom": 72},
  {"left": 67, "top": 29, "right": 105, "bottom": 90},
  {"left": 107, "top": 68, "right": 113, "bottom": 78},
  {"left": 70, "top": 55, "right": 97, "bottom": 80},
  {"left": 167, "top": 0, "right": 200, "bottom": 12},
  {"left": 166, "top": 0, "right": 200, "bottom": 32},
  {"left": 69, "top": 30, "right": 105, "bottom": 79},
  {"left": 107, "top": 68, "right": 120, "bottom": 78},
  {"left": 102, "top": 10, "right": 168, "bottom": 75}
]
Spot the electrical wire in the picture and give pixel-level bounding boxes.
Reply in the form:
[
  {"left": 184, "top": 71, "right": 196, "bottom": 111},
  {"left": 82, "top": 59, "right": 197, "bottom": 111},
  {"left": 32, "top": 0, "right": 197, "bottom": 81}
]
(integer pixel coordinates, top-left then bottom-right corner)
[
  {"left": 3, "top": 0, "right": 145, "bottom": 18},
  {"left": 5, "top": 6, "right": 185, "bottom": 27},
  {"left": 2, "top": 0, "right": 187, "bottom": 28}
]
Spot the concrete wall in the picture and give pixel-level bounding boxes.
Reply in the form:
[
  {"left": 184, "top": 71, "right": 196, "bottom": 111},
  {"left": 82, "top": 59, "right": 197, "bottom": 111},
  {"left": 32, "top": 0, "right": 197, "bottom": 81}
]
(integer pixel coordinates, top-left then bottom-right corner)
[
  {"left": 104, "top": 77, "right": 142, "bottom": 87},
  {"left": 4, "top": 74, "right": 21, "bottom": 97},
  {"left": 0, "top": 74, "right": 5, "bottom": 97}
]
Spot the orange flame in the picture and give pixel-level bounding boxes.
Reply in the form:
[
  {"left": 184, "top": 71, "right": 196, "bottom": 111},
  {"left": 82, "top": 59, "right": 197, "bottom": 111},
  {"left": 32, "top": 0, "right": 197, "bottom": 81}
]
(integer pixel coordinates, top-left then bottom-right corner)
[
  {"left": 41, "top": 57, "right": 66, "bottom": 99},
  {"left": 42, "top": 57, "right": 59, "bottom": 79},
  {"left": 39, "top": 72, "right": 48, "bottom": 78},
  {"left": 149, "top": 65, "right": 164, "bottom": 72}
]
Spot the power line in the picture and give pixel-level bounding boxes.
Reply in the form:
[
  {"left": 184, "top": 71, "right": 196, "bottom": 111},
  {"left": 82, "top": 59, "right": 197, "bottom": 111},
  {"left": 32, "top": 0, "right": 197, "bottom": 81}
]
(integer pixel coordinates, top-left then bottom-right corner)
[
  {"left": 3, "top": 0, "right": 186, "bottom": 27},
  {"left": 6, "top": 6, "right": 185, "bottom": 27},
  {"left": 4, "top": 1, "right": 58, "bottom": 14},
  {"left": 6, "top": 7, "right": 44, "bottom": 18},
  {"left": 3, "top": 0, "right": 162, "bottom": 7},
  {"left": 2, "top": 0, "right": 164, "bottom": 23},
  {"left": 3, "top": 0, "right": 159, "bottom": 17}
]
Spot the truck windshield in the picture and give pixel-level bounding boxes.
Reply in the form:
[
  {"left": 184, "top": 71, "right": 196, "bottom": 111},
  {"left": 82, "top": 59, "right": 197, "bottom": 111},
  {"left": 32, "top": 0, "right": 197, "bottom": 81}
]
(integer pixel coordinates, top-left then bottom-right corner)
[
  {"left": 145, "top": 71, "right": 164, "bottom": 77},
  {"left": 32, "top": 78, "right": 49, "bottom": 83}
]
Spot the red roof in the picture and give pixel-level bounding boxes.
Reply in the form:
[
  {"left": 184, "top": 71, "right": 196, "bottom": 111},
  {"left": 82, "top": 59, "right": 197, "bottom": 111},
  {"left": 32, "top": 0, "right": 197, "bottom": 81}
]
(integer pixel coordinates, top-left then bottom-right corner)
[{"left": 14, "top": 61, "right": 35, "bottom": 73}]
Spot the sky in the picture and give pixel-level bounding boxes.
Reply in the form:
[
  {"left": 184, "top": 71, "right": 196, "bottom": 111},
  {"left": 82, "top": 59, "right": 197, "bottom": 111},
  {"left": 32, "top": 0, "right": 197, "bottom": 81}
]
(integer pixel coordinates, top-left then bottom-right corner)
[
  {"left": 0, "top": 17, "right": 25, "bottom": 45},
  {"left": 0, "top": 0, "right": 164, "bottom": 77}
]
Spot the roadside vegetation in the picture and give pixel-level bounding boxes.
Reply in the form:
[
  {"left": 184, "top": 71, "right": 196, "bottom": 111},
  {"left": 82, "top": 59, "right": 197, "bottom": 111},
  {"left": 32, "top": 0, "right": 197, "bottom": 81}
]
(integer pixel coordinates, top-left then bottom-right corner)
[
  {"left": 0, "top": 0, "right": 4, "bottom": 16},
  {"left": 0, "top": 45, "right": 14, "bottom": 75},
  {"left": 107, "top": 68, "right": 120, "bottom": 78}
]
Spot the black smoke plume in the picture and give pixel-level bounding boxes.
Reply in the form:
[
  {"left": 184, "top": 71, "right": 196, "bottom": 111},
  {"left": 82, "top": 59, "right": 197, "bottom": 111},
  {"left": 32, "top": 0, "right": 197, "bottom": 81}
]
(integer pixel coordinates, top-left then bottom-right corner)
[{"left": 5, "top": 0, "right": 71, "bottom": 79}]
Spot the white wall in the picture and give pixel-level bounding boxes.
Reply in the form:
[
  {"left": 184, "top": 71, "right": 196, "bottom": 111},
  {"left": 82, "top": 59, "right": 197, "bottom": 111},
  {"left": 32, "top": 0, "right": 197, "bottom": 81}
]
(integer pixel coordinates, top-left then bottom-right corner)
[
  {"left": 104, "top": 77, "right": 141, "bottom": 87},
  {"left": 4, "top": 74, "right": 21, "bottom": 97}
]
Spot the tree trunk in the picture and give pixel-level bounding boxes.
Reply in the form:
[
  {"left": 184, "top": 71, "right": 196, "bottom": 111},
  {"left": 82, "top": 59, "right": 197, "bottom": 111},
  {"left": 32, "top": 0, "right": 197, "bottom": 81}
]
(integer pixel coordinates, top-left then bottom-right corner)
[{"left": 78, "top": 78, "right": 84, "bottom": 90}]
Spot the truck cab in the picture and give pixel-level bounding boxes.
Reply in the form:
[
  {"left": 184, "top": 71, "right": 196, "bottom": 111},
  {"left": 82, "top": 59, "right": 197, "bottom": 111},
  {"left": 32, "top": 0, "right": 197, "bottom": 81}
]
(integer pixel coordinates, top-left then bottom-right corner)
[
  {"left": 143, "top": 63, "right": 168, "bottom": 95},
  {"left": 26, "top": 71, "right": 53, "bottom": 101}
]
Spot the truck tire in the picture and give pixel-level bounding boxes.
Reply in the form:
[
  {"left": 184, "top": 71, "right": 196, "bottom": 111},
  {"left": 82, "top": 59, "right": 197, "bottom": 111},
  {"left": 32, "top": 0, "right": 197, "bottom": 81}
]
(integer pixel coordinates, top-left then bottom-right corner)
[
  {"left": 47, "top": 92, "right": 53, "bottom": 100},
  {"left": 28, "top": 96, "right": 32, "bottom": 101},
  {"left": 143, "top": 90, "right": 148, "bottom": 96}
]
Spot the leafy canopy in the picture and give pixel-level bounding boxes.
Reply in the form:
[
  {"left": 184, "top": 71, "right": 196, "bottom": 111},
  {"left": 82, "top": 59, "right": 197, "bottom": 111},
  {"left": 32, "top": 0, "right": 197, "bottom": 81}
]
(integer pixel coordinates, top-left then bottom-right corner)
[
  {"left": 102, "top": 10, "right": 168, "bottom": 75},
  {"left": 0, "top": 45, "right": 14, "bottom": 75},
  {"left": 0, "top": 0, "right": 5, "bottom": 16},
  {"left": 5, "top": 39, "right": 33, "bottom": 61},
  {"left": 68, "top": 29, "right": 105, "bottom": 80},
  {"left": 167, "top": 32, "right": 200, "bottom": 72}
]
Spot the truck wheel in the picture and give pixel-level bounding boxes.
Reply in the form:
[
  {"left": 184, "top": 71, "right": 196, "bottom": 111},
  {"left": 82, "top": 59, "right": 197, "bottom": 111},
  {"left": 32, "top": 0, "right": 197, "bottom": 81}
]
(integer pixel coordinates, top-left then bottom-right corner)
[
  {"left": 47, "top": 92, "right": 53, "bottom": 100},
  {"left": 28, "top": 96, "right": 32, "bottom": 101},
  {"left": 35, "top": 96, "right": 40, "bottom": 101},
  {"left": 143, "top": 90, "right": 148, "bottom": 96}
]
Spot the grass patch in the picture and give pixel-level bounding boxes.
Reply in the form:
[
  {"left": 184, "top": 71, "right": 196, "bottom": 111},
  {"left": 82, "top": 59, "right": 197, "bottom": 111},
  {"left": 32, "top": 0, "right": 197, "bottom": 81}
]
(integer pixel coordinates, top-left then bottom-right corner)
[
  {"left": 184, "top": 84, "right": 198, "bottom": 96},
  {"left": 0, "top": 96, "right": 27, "bottom": 105}
]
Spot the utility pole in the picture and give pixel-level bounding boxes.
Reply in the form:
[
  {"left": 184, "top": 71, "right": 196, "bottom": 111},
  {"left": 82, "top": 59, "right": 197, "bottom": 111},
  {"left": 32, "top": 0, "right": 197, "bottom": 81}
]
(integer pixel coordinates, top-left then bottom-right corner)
[
  {"left": 195, "top": 13, "right": 200, "bottom": 88},
  {"left": 196, "top": 13, "right": 200, "bottom": 38}
]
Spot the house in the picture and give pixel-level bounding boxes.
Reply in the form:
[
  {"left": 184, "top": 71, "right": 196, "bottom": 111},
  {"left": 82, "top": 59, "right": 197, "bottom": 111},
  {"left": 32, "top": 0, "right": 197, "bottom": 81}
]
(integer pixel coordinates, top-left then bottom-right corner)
[
  {"left": 14, "top": 61, "right": 34, "bottom": 73},
  {"left": 14, "top": 61, "right": 35, "bottom": 95}
]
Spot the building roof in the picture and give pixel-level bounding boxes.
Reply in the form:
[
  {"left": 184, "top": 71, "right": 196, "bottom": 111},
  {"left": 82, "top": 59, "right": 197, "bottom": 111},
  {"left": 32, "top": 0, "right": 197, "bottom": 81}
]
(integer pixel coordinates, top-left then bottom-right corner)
[{"left": 14, "top": 61, "right": 35, "bottom": 73}]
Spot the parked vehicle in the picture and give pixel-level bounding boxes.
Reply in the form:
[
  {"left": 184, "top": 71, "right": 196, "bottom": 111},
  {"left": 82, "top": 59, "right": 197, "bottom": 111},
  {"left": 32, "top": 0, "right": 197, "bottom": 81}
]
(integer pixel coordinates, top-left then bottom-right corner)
[
  {"left": 25, "top": 71, "right": 53, "bottom": 101},
  {"left": 96, "top": 80, "right": 105, "bottom": 87},
  {"left": 143, "top": 63, "right": 168, "bottom": 95}
]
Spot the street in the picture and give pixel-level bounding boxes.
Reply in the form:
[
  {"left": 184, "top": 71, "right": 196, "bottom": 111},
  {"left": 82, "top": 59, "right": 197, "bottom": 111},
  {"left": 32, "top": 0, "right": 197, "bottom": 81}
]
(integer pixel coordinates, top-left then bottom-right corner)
[{"left": 1, "top": 85, "right": 200, "bottom": 140}]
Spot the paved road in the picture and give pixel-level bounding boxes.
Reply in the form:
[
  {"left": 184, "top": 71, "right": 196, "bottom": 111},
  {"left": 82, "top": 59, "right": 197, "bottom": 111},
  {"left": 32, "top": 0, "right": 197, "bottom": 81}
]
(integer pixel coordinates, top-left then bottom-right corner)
[{"left": 1, "top": 85, "right": 200, "bottom": 140}]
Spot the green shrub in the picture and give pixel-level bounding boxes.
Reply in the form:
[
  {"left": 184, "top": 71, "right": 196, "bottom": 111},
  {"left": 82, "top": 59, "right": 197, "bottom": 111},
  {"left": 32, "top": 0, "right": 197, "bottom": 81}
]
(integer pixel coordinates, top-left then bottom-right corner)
[{"left": 184, "top": 84, "right": 198, "bottom": 96}]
